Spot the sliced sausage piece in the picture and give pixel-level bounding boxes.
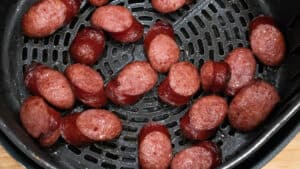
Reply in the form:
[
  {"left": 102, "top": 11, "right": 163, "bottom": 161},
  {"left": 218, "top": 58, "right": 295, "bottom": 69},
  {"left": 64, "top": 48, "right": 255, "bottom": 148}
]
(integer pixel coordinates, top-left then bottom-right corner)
[
  {"left": 20, "top": 96, "right": 61, "bottom": 147},
  {"left": 200, "top": 60, "right": 231, "bottom": 93},
  {"left": 250, "top": 16, "right": 286, "bottom": 66},
  {"left": 61, "top": 113, "right": 92, "bottom": 146},
  {"left": 225, "top": 48, "right": 256, "bottom": 96},
  {"left": 139, "top": 123, "right": 172, "bottom": 169},
  {"left": 228, "top": 80, "right": 280, "bottom": 131},
  {"left": 60, "top": 0, "right": 82, "bottom": 23},
  {"left": 65, "top": 64, "right": 107, "bottom": 108},
  {"left": 105, "top": 61, "right": 158, "bottom": 105},
  {"left": 171, "top": 141, "right": 221, "bottom": 169},
  {"left": 91, "top": 5, "right": 143, "bottom": 42},
  {"left": 158, "top": 62, "right": 200, "bottom": 106},
  {"left": 180, "top": 95, "right": 228, "bottom": 140},
  {"left": 152, "top": 0, "right": 186, "bottom": 13},
  {"left": 76, "top": 109, "right": 122, "bottom": 141},
  {"left": 89, "top": 0, "right": 108, "bottom": 6},
  {"left": 144, "top": 21, "right": 179, "bottom": 73},
  {"left": 69, "top": 27, "right": 106, "bottom": 65},
  {"left": 24, "top": 63, "right": 75, "bottom": 109}
]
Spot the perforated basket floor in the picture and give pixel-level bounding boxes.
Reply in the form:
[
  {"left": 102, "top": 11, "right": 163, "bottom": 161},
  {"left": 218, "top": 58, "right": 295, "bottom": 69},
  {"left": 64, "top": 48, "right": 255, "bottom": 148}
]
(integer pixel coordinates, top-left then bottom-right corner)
[{"left": 3, "top": 0, "right": 284, "bottom": 168}]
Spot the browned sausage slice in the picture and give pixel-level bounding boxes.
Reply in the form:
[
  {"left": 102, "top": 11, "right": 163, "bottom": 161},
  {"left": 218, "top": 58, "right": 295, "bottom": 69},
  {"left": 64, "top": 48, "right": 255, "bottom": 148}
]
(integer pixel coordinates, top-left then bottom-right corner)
[
  {"left": 180, "top": 95, "right": 228, "bottom": 140},
  {"left": 24, "top": 63, "right": 75, "bottom": 109},
  {"left": 144, "top": 21, "right": 179, "bottom": 73},
  {"left": 225, "top": 48, "right": 256, "bottom": 96},
  {"left": 20, "top": 96, "right": 61, "bottom": 147},
  {"left": 76, "top": 109, "right": 122, "bottom": 141},
  {"left": 158, "top": 62, "right": 200, "bottom": 106},
  {"left": 89, "top": 0, "right": 108, "bottom": 6},
  {"left": 139, "top": 123, "right": 172, "bottom": 169},
  {"left": 65, "top": 64, "right": 107, "bottom": 108},
  {"left": 250, "top": 16, "right": 286, "bottom": 66},
  {"left": 171, "top": 141, "right": 221, "bottom": 169},
  {"left": 200, "top": 60, "right": 231, "bottom": 93},
  {"left": 152, "top": 0, "right": 186, "bottom": 13},
  {"left": 22, "top": 0, "right": 67, "bottom": 37},
  {"left": 105, "top": 61, "right": 158, "bottom": 105},
  {"left": 60, "top": 0, "right": 82, "bottom": 23},
  {"left": 69, "top": 27, "right": 106, "bottom": 65},
  {"left": 228, "top": 80, "right": 280, "bottom": 131}
]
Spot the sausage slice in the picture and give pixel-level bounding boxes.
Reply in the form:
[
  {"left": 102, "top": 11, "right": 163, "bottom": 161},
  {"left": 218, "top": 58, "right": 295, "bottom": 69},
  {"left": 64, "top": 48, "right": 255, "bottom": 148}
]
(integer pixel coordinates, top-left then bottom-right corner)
[
  {"left": 152, "top": 0, "right": 186, "bottom": 13},
  {"left": 180, "top": 95, "right": 228, "bottom": 140},
  {"left": 89, "top": 0, "right": 108, "bottom": 6},
  {"left": 158, "top": 62, "right": 200, "bottom": 106},
  {"left": 20, "top": 96, "right": 61, "bottom": 147},
  {"left": 139, "top": 123, "right": 172, "bottom": 169},
  {"left": 65, "top": 64, "right": 107, "bottom": 108},
  {"left": 228, "top": 80, "right": 280, "bottom": 131}
]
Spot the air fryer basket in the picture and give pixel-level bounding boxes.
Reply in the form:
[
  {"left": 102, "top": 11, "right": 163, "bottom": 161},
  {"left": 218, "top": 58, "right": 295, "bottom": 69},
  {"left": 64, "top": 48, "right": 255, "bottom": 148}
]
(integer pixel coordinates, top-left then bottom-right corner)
[{"left": 1, "top": 0, "right": 300, "bottom": 169}]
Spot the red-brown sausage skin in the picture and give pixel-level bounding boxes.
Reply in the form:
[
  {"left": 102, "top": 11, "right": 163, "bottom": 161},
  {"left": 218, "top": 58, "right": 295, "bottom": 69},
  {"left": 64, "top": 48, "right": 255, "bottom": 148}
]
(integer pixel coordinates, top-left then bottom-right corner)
[
  {"left": 105, "top": 61, "right": 158, "bottom": 105},
  {"left": 250, "top": 16, "right": 286, "bottom": 66},
  {"left": 61, "top": 109, "right": 122, "bottom": 146},
  {"left": 144, "top": 21, "right": 179, "bottom": 73},
  {"left": 20, "top": 96, "right": 61, "bottom": 147},
  {"left": 171, "top": 141, "right": 221, "bottom": 169},
  {"left": 180, "top": 95, "right": 228, "bottom": 140},
  {"left": 65, "top": 64, "right": 107, "bottom": 108},
  {"left": 60, "top": 0, "right": 82, "bottom": 23},
  {"left": 228, "top": 80, "right": 280, "bottom": 131},
  {"left": 91, "top": 5, "right": 143, "bottom": 43},
  {"left": 24, "top": 63, "right": 75, "bottom": 109},
  {"left": 61, "top": 113, "right": 92, "bottom": 146},
  {"left": 69, "top": 27, "right": 106, "bottom": 65},
  {"left": 89, "top": 0, "right": 108, "bottom": 7},
  {"left": 200, "top": 60, "right": 231, "bottom": 93},
  {"left": 158, "top": 62, "right": 200, "bottom": 106},
  {"left": 152, "top": 0, "right": 186, "bottom": 13},
  {"left": 225, "top": 48, "right": 256, "bottom": 96},
  {"left": 139, "top": 123, "right": 172, "bottom": 169}
]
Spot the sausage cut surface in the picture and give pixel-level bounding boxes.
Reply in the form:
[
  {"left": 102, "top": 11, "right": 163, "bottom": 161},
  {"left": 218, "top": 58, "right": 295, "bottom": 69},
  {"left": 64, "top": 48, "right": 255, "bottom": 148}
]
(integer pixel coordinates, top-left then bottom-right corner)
[{"left": 152, "top": 0, "right": 186, "bottom": 13}]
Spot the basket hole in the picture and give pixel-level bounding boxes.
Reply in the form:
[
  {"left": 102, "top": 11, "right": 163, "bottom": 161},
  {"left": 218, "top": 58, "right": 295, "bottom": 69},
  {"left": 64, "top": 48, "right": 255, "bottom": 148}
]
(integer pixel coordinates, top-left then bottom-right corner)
[
  {"left": 120, "top": 146, "right": 136, "bottom": 152},
  {"left": 52, "top": 50, "right": 58, "bottom": 61},
  {"left": 258, "top": 63, "right": 264, "bottom": 73},
  {"left": 166, "top": 121, "right": 177, "bottom": 128},
  {"left": 175, "top": 34, "right": 183, "bottom": 46},
  {"left": 224, "top": 30, "right": 231, "bottom": 41},
  {"left": 220, "top": 121, "right": 229, "bottom": 129},
  {"left": 227, "top": 44, "right": 233, "bottom": 52},
  {"left": 131, "top": 7, "right": 144, "bottom": 12},
  {"left": 248, "top": 13, "right": 254, "bottom": 20},
  {"left": 202, "top": 10, "right": 212, "bottom": 21},
  {"left": 104, "top": 62, "right": 113, "bottom": 75},
  {"left": 138, "top": 16, "right": 153, "bottom": 21},
  {"left": 54, "top": 35, "right": 60, "bottom": 46},
  {"left": 175, "top": 129, "right": 181, "bottom": 136},
  {"left": 122, "top": 54, "right": 129, "bottom": 61},
  {"left": 67, "top": 145, "right": 81, "bottom": 155},
  {"left": 43, "top": 37, "right": 50, "bottom": 45},
  {"left": 239, "top": 17, "right": 247, "bottom": 27},
  {"left": 69, "top": 17, "right": 79, "bottom": 29},
  {"left": 101, "top": 142, "right": 118, "bottom": 149},
  {"left": 194, "top": 16, "right": 205, "bottom": 28},
  {"left": 239, "top": 0, "right": 249, "bottom": 9},
  {"left": 79, "top": 3, "right": 89, "bottom": 14},
  {"left": 237, "top": 43, "right": 244, "bottom": 47},
  {"left": 209, "top": 50, "right": 214, "bottom": 60},
  {"left": 216, "top": 140, "right": 223, "bottom": 146},
  {"left": 188, "top": 43, "right": 195, "bottom": 55},
  {"left": 131, "top": 117, "right": 148, "bottom": 123},
  {"left": 123, "top": 136, "right": 137, "bottom": 142},
  {"left": 180, "top": 28, "right": 190, "bottom": 39},
  {"left": 101, "top": 162, "right": 116, "bottom": 169},
  {"left": 121, "top": 167, "right": 134, "bottom": 169},
  {"left": 33, "top": 38, "right": 39, "bottom": 44},
  {"left": 208, "top": 4, "right": 217, "bottom": 13},
  {"left": 90, "top": 145, "right": 102, "bottom": 154},
  {"left": 215, "top": 0, "right": 225, "bottom": 8},
  {"left": 85, "top": 12, "right": 93, "bottom": 21},
  {"left": 217, "top": 16, "right": 226, "bottom": 26},
  {"left": 122, "top": 157, "right": 135, "bottom": 163},
  {"left": 233, "top": 27, "right": 241, "bottom": 39},
  {"left": 231, "top": 3, "right": 240, "bottom": 13},
  {"left": 205, "top": 32, "right": 212, "bottom": 46},
  {"left": 187, "top": 22, "right": 199, "bottom": 35},
  {"left": 164, "top": 14, "right": 176, "bottom": 22},
  {"left": 197, "top": 39, "right": 204, "bottom": 54},
  {"left": 64, "top": 32, "right": 71, "bottom": 46},
  {"left": 218, "top": 42, "right": 224, "bottom": 55},
  {"left": 42, "top": 49, "right": 48, "bottom": 62},
  {"left": 226, "top": 11, "right": 235, "bottom": 23},
  {"left": 84, "top": 154, "right": 98, "bottom": 163},
  {"left": 229, "top": 127, "right": 236, "bottom": 136},
  {"left": 212, "top": 25, "right": 220, "bottom": 38},
  {"left": 152, "top": 114, "right": 169, "bottom": 121},
  {"left": 189, "top": 58, "right": 195, "bottom": 64},
  {"left": 199, "top": 59, "right": 204, "bottom": 67},
  {"left": 22, "top": 48, "right": 27, "bottom": 60},
  {"left": 123, "top": 125, "right": 138, "bottom": 132},
  {"left": 23, "top": 36, "right": 29, "bottom": 43},
  {"left": 32, "top": 48, "right": 38, "bottom": 60},
  {"left": 106, "top": 152, "right": 119, "bottom": 160},
  {"left": 62, "top": 51, "right": 69, "bottom": 65},
  {"left": 179, "top": 139, "right": 188, "bottom": 145}
]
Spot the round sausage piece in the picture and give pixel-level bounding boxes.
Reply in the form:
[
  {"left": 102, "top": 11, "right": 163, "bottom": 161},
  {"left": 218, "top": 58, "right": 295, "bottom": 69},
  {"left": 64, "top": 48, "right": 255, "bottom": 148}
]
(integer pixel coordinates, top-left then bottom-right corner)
[
  {"left": 250, "top": 16, "right": 286, "bottom": 66},
  {"left": 60, "top": 0, "right": 82, "bottom": 23},
  {"left": 105, "top": 61, "right": 158, "bottom": 105},
  {"left": 89, "top": 0, "right": 108, "bottom": 6},
  {"left": 24, "top": 63, "right": 75, "bottom": 109},
  {"left": 180, "top": 95, "right": 228, "bottom": 140},
  {"left": 171, "top": 141, "right": 221, "bottom": 169},
  {"left": 22, "top": 0, "right": 68, "bottom": 37},
  {"left": 91, "top": 5, "right": 133, "bottom": 33},
  {"left": 225, "top": 48, "right": 256, "bottom": 96},
  {"left": 228, "top": 80, "right": 280, "bottom": 131},
  {"left": 76, "top": 109, "right": 122, "bottom": 141},
  {"left": 139, "top": 123, "right": 172, "bottom": 169},
  {"left": 152, "top": 0, "right": 186, "bottom": 13},
  {"left": 200, "top": 60, "right": 231, "bottom": 93},
  {"left": 65, "top": 64, "right": 107, "bottom": 108},
  {"left": 158, "top": 62, "right": 200, "bottom": 106},
  {"left": 69, "top": 27, "right": 106, "bottom": 65},
  {"left": 20, "top": 96, "right": 61, "bottom": 147}
]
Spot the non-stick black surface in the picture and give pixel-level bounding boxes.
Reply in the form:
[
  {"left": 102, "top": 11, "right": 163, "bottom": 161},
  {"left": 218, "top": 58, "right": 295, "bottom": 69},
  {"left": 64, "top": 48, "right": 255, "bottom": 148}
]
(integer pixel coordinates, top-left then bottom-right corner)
[{"left": 1, "top": 0, "right": 300, "bottom": 169}]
